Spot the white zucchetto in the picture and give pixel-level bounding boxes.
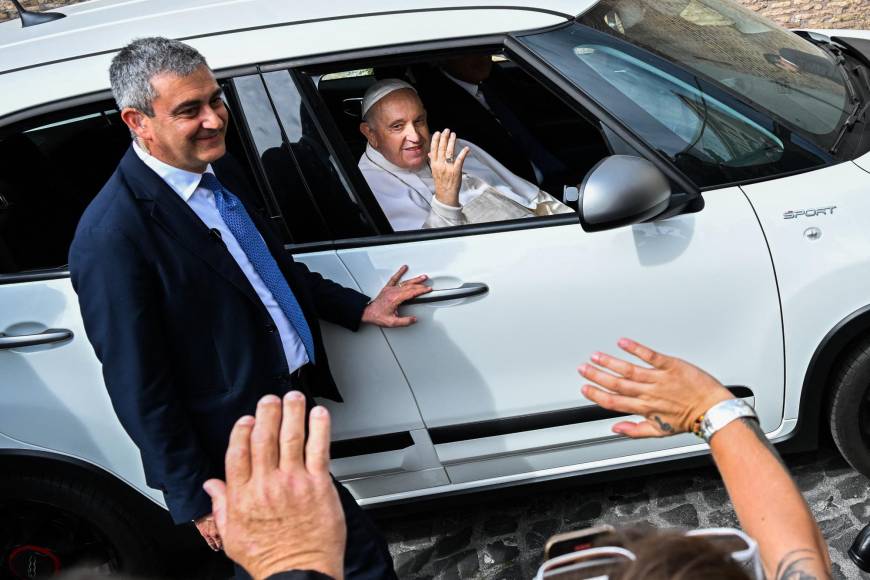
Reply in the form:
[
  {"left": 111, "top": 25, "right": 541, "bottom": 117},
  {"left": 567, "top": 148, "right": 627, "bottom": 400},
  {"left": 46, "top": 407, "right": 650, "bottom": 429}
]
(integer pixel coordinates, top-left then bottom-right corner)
[{"left": 361, "top": 78, "right": 417, "bottom": 119}]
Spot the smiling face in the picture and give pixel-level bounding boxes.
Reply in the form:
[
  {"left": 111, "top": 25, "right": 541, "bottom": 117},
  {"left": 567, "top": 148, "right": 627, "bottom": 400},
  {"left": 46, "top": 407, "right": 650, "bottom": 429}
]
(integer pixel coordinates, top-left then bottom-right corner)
[
  {"left": 121, "top": 65, "right": 228, "bottom": 173},
  {"left": 359, "top": 89, "right": 430, "bottom": 171}
]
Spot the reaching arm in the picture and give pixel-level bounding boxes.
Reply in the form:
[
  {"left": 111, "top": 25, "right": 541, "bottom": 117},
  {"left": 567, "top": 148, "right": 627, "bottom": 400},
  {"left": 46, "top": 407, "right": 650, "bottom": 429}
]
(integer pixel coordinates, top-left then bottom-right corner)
[
  {"left": 287, "top": 257, "right": 370, "bottom": 331},
  {"left": 287, "top": 256, "right": 430, "bottom": 330},
  {"left": 579, "top": 339, "right": 831, "bottom": 580},
  {"left": 709, "top": 418, "right": 831, "bottom": 579}
]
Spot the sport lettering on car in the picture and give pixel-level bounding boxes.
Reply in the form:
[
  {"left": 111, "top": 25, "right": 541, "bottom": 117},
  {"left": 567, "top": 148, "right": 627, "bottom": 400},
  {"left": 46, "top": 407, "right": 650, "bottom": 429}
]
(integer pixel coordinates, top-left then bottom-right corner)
[{"left": 783, "top": 206, "right": 837, "bottom": 219}]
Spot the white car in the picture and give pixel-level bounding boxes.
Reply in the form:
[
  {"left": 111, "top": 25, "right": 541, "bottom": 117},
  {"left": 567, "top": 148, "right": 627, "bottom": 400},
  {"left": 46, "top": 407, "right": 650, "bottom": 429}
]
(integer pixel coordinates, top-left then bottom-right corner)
[{"left": 1, "top": 0, "right": 869, "bottom": 574}]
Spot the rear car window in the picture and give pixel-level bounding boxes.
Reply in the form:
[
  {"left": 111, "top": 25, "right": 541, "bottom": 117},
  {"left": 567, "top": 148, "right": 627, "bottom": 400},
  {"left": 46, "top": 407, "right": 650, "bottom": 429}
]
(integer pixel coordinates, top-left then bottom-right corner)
[{"left": 0, "top": 106, "right": 129, "bottom": 274}]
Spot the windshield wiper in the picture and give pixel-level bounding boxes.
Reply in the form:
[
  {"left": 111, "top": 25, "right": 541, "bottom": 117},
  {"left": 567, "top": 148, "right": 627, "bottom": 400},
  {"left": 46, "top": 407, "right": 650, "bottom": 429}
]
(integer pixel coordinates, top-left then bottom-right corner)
[
  {"left": 829, "top": 99, "right": 868, "bottom": 154},
  {"left": 827, "top": 45, "right": 865, "bottom": 154},
  {"left": 813, "top": 41, "right": 866, "bottom": 154}
]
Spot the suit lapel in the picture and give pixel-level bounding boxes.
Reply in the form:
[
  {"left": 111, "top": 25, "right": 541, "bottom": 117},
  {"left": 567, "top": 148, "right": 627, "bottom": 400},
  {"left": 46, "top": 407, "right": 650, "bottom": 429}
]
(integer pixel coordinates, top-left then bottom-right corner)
[{"left": 119, "top": 147, "right": 263, "bottom": 309}]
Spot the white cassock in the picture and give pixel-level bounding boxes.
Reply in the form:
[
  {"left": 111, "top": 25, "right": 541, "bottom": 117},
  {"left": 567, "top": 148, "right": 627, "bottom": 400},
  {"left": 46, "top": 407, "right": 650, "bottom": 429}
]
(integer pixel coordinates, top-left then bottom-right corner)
[{"left": 358, "top": 139, "right": 572, "bottom": 231}]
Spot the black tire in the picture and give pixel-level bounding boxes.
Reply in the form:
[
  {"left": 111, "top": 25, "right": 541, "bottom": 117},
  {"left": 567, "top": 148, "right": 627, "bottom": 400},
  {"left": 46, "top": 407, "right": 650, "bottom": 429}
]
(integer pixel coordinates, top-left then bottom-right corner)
[
  {"left": 0, "top": 471, "right": 162, "bottom": 578},
  {"left": 829, "top": 336, "right": 870, "bottom": 477}
]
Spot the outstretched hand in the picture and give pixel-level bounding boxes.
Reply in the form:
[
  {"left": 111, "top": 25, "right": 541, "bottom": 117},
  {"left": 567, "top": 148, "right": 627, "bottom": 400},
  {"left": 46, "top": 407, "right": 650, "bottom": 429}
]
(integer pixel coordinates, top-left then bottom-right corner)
[
  {"left": 362, "top": 265, "right": 431, "bottom": 328},
  {"left": 579, "top": 338, "right": 734, "bottom": 438},
  {"left": 203, "top": 392, "right": 345, "bottom": 580},
  {"left": 429, "top": 128, "right": 470, "bottom": 208}
]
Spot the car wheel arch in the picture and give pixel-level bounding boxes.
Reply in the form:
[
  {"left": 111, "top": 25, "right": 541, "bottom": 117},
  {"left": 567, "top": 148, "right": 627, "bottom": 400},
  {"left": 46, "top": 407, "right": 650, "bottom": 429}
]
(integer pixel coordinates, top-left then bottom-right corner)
[
  {"left": 0, "top": 449, "right": 195, "bottom": 554},
  {"left": 782, "top": 303, "right": 870, "bottom": 453}
]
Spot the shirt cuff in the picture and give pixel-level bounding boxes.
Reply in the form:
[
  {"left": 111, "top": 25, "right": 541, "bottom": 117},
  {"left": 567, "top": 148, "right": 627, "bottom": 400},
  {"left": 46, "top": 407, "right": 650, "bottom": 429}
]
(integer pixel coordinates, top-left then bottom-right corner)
[{"left": 431, "top": 197, "right": 465, "bottom": 224}]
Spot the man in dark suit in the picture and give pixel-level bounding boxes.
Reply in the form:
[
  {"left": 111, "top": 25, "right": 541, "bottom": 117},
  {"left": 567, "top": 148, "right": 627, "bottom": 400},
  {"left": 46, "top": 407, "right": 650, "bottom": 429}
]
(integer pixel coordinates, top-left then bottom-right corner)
[
  {"left": 411, "top": 56, "right": 538, "bottom": 185},
  {"left": 69, "top": 37, "right": 428, "bottom": 579},
  {"left": 411, "top": 55, "right": 580, "bottom": 197}
]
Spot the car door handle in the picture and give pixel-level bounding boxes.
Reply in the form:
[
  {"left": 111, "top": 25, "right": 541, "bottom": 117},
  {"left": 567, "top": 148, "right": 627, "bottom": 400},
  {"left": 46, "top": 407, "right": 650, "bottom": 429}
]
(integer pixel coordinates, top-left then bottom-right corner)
[
  {"left": 406, "top": 282, "right": 489, "bottom": 305},
  {"left": 0, "top": 328, "right": 73, "bottom": 349}
]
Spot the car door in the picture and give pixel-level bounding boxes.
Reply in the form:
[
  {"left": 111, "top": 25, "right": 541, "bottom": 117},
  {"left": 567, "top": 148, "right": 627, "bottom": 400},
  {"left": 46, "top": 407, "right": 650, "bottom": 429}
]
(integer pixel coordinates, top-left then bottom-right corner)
[
  {"left": 279, "top": 53, "right": 785, "bottom": 488},
  {"left": 228, "top": 72, "right": 447, "bottom": 501},
  {"left": 0, "top": 106, "right": 163, "bottom": 504},
  {"left": 335, "top": 193, "right": 782, "bottom": 484}
]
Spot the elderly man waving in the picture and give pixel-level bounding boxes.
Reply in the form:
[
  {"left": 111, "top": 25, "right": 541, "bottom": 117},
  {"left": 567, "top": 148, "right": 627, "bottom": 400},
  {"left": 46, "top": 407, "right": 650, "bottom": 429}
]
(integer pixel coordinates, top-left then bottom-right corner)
[{"left": 358, "top": 79, "right": 572, "bottom": 231}]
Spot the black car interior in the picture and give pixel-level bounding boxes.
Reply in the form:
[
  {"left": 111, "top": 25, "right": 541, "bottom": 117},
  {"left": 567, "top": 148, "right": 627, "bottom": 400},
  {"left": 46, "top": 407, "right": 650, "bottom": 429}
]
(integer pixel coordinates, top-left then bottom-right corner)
[
  {"left": 0, "top": 101, "right": 264, "bottom": 275},
  {"left": 0, "top": 108, "right": 129, "bottom": 274},
  {"left": 312, "top": 50, "right": 614, "bottom": 209}
]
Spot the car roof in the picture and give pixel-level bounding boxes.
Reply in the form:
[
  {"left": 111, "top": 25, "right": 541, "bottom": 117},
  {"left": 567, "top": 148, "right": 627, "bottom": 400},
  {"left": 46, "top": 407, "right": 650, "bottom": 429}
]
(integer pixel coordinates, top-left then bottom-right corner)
[
  {"left": 0, "top": 0, "right": 583, "bottom": 121},
  {"left": 0, "top": 0, "right": 584, "bottom": 75}
]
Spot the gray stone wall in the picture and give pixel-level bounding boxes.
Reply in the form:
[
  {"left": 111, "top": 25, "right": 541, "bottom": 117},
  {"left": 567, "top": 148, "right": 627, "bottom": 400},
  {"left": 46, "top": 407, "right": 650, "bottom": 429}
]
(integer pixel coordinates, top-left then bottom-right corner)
[
  {"left": 742, "top": 0, "right": 870, "bottom": 29},
  {"left": 0, "top": 0, "right": 868, "bottom": 29}
]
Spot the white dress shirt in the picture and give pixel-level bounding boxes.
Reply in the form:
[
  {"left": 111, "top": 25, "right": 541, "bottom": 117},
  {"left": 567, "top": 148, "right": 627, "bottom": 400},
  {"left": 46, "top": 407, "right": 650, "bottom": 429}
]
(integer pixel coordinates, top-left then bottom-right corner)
[{"left": 133, "top": 142, "right": 309, "bottom": 372}]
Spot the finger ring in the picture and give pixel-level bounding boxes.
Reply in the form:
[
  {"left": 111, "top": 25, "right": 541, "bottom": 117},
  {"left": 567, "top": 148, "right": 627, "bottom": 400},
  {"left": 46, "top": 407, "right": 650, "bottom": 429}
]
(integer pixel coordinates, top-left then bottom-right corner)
[{"left": 445, "top": 156, "right": 455, "bottom": 164}]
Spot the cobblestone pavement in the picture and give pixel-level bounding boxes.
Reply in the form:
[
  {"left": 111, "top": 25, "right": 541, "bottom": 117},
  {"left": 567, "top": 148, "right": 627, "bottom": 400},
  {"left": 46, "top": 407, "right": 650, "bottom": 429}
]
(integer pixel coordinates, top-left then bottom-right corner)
[{"left": 375, "top": 445, "right": 870, "bottom": 579}]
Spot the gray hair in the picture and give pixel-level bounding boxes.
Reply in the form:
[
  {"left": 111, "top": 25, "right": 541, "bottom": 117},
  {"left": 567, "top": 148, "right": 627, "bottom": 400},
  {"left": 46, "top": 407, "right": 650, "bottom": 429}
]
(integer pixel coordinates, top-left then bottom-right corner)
[{"left": 109, "top": 37, "right": 208, "bottom": 116}]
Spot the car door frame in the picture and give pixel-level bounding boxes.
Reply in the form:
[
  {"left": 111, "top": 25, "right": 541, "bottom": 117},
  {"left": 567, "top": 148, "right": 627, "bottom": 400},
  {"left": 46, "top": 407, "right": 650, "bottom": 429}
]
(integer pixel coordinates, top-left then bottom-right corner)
[
  {"left": 253, "top": 34, "right": 770, "bottom": 480},
  {"left": 254, "top": 30, "right": 703, "bottom": 254}
]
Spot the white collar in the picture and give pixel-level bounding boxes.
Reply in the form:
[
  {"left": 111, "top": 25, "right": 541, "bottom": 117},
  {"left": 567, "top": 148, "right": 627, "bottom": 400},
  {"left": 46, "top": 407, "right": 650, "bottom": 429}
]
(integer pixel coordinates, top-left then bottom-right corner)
[
  {"left": 132, "top": 141, "right": 216, "bottom": 202},
  {"left": 364, "top": 143, "right": 431, "bottom": 179},
  {"left": 441, "top": 69, "right": 481, "bottom": 99}
]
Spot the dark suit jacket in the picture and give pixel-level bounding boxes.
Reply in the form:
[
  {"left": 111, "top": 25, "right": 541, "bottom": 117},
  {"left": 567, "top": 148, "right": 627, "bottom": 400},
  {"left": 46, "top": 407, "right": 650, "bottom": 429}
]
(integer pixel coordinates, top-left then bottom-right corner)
[
  {"left": 69, "top": 146, "right": 369, "bottom": 523},
  {"left": 411, "top": 64, "right": 538, "bottom": 184}
]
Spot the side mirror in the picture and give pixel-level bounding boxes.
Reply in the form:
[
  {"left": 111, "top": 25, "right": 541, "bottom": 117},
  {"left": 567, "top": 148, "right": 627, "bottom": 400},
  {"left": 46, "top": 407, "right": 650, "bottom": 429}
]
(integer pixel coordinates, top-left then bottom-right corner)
[{"left": 578, "top": 155, "right": 671, "bottom": 232}]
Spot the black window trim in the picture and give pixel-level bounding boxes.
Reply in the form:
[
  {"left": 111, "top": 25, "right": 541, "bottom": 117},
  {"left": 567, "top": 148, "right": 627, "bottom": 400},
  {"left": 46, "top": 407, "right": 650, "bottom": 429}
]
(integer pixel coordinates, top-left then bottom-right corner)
[
  {"left": 221, "top": 76, "right": 296, "bottom": 242},
  {"left": 285, "top": 214, "right": 582, "bottom": 255},
  {"left": 0, "top": 268, "right": 70, "bottom": 286},
  {"left": 430, "top": 385, "right": 753, "bottom": 444},
  {"left": 288, "top": 69, "right": 391, "bottom": 236}
]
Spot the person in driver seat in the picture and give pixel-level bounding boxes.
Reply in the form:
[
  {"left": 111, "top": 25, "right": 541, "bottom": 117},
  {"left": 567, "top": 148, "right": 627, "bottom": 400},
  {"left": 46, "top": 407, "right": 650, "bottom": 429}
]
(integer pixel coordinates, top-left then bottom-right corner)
[{"left": 357, "top": 79, "right": 572, "bottom": 231}]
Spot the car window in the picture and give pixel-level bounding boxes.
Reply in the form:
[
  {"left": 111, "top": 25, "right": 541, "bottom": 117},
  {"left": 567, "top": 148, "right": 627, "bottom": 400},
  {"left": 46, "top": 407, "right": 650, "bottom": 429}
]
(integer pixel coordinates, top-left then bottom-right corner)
[
  {"left": 0, "top": 91, "right": 273, "bottom": 275},
  {"left": 263, "top": 71, "right": 377, "bottom": 241},
  {"left": 303, "top": 51, "right": 623, "bottom": 235},
  {"left": 580, "top": 0, "right": 849, "bottom": 141},
  {"left": 231, "top": 73, "right": 376, "bottom": 246},
  {"left": 520, "top": 23, "right": 833, "bottom": 188},
  {"left": 575, "top": 43, "right": 783, "bottom": 165},
  {"left": 0, "top": 105, "right": 129, "bottom": 275}
]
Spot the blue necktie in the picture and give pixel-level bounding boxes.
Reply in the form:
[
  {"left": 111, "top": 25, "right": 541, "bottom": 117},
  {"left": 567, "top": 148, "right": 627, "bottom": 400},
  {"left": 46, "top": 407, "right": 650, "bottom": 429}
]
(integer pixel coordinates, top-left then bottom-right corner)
[{"left": 200, "top": 173, "right": 316, "bottom": 364}]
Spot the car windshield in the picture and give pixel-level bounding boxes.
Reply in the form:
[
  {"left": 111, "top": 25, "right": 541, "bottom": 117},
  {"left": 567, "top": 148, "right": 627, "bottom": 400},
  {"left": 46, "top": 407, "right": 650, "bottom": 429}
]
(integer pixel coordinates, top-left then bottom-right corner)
[
  {"left": 578, "top": 0, "right": 849, "bottom": 138},
  {"left": 568, "top": 42, "right": 785, "bottom": 166},
  {"left": 519, "top": 6, "right": 836, "bottom": 187}
]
